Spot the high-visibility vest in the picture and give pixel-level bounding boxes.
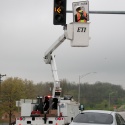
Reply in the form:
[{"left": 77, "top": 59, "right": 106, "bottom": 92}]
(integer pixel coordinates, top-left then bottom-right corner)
[{"left": 76, "top": 10, "right": 87, "bottom": 23}]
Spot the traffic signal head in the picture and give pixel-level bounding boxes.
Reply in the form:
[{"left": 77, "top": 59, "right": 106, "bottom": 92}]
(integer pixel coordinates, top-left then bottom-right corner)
[{"left": 53, "top": 0, "right": 67, "bottom": 25}]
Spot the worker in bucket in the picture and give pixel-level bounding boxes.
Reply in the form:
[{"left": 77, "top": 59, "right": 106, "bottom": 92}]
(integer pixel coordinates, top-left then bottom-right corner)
[{"left": 75, "top": 6, "right": 87, "bottom": 23}]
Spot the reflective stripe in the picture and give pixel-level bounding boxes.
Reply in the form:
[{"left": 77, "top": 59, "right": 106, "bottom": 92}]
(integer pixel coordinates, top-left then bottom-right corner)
[{"left": 79, "top": 20, "right": 84, "bottom": 22}]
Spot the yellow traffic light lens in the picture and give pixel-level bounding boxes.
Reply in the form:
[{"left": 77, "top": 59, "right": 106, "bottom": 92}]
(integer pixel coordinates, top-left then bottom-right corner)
[
  {"left": 55, "top": 7, "right": 62, "bottom": 14},
  {"left": 57, "top": 7, "right": 61, "bottom": 13}
]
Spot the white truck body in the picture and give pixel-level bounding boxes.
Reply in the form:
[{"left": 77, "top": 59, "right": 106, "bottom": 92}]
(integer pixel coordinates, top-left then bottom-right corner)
[
  {"left": 15, "top": 99, "right": 79, "bottom": 125},
  {"left": 16, "top": 116, "right": 65, "bottom": 125},
  {"left": 21, "top": 103, "right": 36, "bottom": 116}
]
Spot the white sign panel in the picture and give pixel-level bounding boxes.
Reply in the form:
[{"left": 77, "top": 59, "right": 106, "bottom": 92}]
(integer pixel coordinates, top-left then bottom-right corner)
[{"left": 72, "top": 1, "right": 89, "bottom": 22}]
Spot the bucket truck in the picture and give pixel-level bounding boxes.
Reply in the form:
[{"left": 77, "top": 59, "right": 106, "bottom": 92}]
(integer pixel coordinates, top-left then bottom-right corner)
[
  {"left": 15, "top": 0, "right": 90, "bottom": 122},
  {"left": 15, "top": 31, "right": 80, "bottom": 125}
]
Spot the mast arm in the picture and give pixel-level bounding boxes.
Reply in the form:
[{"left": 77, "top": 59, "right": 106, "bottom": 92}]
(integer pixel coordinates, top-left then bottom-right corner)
[{"left": 66, "top": 10, "right": 125, "bottom": 14}]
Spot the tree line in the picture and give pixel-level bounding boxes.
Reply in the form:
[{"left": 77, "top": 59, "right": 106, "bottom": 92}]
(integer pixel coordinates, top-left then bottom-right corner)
[{"left": 0, "top": 77, "right": 125, "bottom": 124}]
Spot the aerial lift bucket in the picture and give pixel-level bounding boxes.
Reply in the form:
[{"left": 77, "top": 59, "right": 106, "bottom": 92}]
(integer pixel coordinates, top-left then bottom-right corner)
[{"left": 66, "top": 22, "right": 90, "bottom": 47}]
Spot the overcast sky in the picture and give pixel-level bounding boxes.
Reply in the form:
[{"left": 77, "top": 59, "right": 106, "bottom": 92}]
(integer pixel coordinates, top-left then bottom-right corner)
[{"left": 0, "top": 0, "right": 125, "bottom": 88}]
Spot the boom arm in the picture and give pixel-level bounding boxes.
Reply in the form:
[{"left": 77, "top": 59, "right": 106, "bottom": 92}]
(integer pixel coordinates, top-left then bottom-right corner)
[
  {"left": 44, "top": 33, "right": 66, "bottom": 98},
  {"left": 44, "top": 34, "right": 66, "bottom": 63}
]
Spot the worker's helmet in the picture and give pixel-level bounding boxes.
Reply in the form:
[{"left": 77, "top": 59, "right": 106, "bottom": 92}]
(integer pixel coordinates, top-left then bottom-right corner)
[{"left": 76, "top": 6, "right": 81, "bottom": 11}]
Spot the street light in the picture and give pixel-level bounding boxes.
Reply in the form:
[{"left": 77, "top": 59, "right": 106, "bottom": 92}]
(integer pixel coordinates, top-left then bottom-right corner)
[
  {"left": 78, "top": 72, "right": 96, "bottom": 103},
  {"left": 109, "top": 91, "right": 117, "bottom": 110}
]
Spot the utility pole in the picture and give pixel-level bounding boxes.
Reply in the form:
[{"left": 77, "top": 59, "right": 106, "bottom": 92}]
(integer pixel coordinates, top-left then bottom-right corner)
[
  {"left": 0, "top": 74, "right": 6, "bottom": 99},
  {"left": 109, "top": 91, "right": 117, "bottom": 110},
  {"left": 78, "top": 72, "right": 96, "bottom": 103}
]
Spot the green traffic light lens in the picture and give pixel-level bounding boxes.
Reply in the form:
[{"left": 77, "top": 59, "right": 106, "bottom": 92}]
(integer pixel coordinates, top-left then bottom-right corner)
[{"left": 55, "top": 14, "right": 63, "bottom": 22}]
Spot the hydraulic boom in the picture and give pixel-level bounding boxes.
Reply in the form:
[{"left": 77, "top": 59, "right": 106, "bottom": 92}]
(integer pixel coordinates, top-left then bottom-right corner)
[{"left": 44, "top": 33, "right": 66, "bottom": 98}]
